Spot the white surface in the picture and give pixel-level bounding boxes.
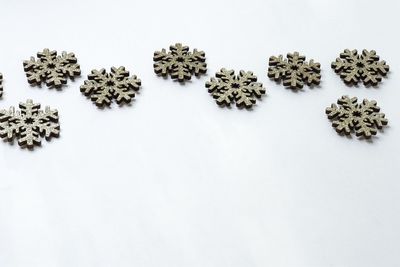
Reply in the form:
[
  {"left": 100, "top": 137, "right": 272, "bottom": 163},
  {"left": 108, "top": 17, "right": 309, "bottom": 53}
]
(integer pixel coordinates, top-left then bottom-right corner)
[{"left": 1, "top": 0, "right": 400, "bottom": 266}]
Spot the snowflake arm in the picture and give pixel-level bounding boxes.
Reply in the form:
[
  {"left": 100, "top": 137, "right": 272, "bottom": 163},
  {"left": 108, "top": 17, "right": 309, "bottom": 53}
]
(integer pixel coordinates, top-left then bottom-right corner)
[
  {"left": 37, "top": 107, "right": 60, "bottom": 139},
  {"left": 206, "top": 69, "right": 236, "bottom": 106},
  {"left": 283, "top": 69, "right": 304, "bottom": 89},
  {"left": 325, "top": 96, "right": 357, "bottom": 135},
  {"left": 187, "top": 49, "right": 207, "bottom": 76},
  {"left": 170, "top": 62, "right": 192, "bottom": 82},
  {"left": 300, "top": 59, "right": 321, "bottom": 86},
  {"left": 112, "top": 67, "right": 141, "bottom": 105},
  {"left": 153, "top": 49, "right": 173, "bottom": 77},
  {"left": 0, "top": 107, "right": 20, "bottom": 140},
  {"left": 235, "top": 71, "right": 263, "bottom": 108},
  {"left": 60, "top": 51, "right": 81, "bottom": 77},
  {"left": 23, "top": 57, "right": 45, "bottom": 85},
  {"left": 207, "top": 79, "right": 235, "bottom": 106},
  {"left": 235, "top": 88, "right": 255, "bottom": 108},
  {"left": 267, "top": 55, "right": 288, "bottom": 81}
]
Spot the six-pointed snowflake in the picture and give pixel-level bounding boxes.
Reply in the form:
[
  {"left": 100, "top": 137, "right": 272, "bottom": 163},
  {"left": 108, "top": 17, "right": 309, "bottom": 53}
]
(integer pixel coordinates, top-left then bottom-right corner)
[
  {"left": 331, "top": 49, "right": 389, "bottom": 86},
  {"left": 268, "top": 52, "right": 321, "bottom": 90},
  {"left": 80, "top": 66, "right": 141, "bottom": 107},
  {"left": 206, "top": 68, "right": 266, "bottom": 108},
  {"left": 0, "top": 73, "right": 3, "bottom": 97},
  {"left": 326, "top": 95, "right": 388, "bottom": 139},
  {"left": 23, "top": 48, "right": 81, "bottom": 88},
  {"left": 0, "top": 99, "right": 60, "bottom": 149},
  {"left": 153, "top": 43, "right": 207, "bottom": 82}
]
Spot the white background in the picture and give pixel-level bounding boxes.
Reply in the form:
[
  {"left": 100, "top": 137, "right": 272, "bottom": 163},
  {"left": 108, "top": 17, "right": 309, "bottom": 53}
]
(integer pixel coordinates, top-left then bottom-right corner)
[{"left": 0, "top": 0, "right": 399, "bottom": 266}]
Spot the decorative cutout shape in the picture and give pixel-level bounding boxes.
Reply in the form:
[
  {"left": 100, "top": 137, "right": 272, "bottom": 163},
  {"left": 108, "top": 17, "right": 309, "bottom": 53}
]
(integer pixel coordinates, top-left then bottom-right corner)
[
  {"left": 268, "top": 52, "right": 321, "bottom": 90},
  {"left": 331, "top": 49, "right": 389, "bottom": 86},
  {"left": 326, "top": 95, "right": 388, "bottom": 139},
  {"left": 153, "top": 43, "right": 207, "bottom": 82},
  {"left": 80, "top": 67, "right": 141, "bottom": 107},
  {"left": 206, "top": 68, "right": 265, "bottom": 108},
  {"left": 0, "top": 99, "right": 60, "bottom": 149},
  {"left": 23, "top": 48, "right": 80, "bottom": 88}
]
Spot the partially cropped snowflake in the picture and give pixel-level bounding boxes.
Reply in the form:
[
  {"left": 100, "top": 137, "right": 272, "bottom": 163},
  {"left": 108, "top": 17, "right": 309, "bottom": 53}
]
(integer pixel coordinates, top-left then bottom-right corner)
[
  {"left": 331, "top": 49, "right": 389, "bottom": 86},
  {"left": 326, "top": 95, "right": 388, "bottom": 139},
  {"left": 153, "top": 43, "right": 207, "bottom": 82},
  {"left": 80, "top": 67, "right": 141, "bottom": 107},
  {"left": 268, "top": 52, "right": 321, "bottom": 90},
  {"left": 0, "top": 73, "right": 3, "bottom": 97},
  {"left": 206, "top": 68, "right": 266, "bottom": 108},
  {"left": 23, "top": 48, "right": 81, "bottom": 88},
  {"left": 0, "top": 99, "right": 60, "bottom": 149}
]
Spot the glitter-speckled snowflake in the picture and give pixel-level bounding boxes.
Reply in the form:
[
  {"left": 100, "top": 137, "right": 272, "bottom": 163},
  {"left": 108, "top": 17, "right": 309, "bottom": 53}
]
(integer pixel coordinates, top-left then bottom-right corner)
[
  {"left": 80, "top": 67, "right": 141, "bottom": 107},
  {"left": 331, "top": 49, "right": 389, "bottom": 86},
  {"left": 206, "top": 68, "right": 266, "bottom": 108},
  {"left": 0, "top": 99, "right": 60, "bottom": 149},
  {"left": 326, "top": 95, "right": 388, "bottom": 139},
  {"left": 23, "top": 48, "right": 81, "bottom": 88},
  {"left": 153, "top": 43, "right": 207, "bottom": 82},
  {"left": 268, "top": 52, "right": 321, "bottom": 90}
]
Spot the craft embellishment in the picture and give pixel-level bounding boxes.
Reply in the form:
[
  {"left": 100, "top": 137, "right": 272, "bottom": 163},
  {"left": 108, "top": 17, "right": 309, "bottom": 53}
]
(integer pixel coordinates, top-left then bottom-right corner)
[
  {"left": 0, "top": 73, "right": 3, "bottom": 97},
  {"left": 206, "top": 68, "right": 266, "bottom": 108},
  {"left": 153, "top": 43, "right": 207, "bottom": 82},
  {"left": 331, "top": 49, "right": 389, "bottom": 86},
  {"left": 23, "top": 48, "right": 81, "bottom": 88},
  {"left": 326, "top": 95, "right": 388, "bottom": 139},
  {"left": 80, "top": 66, "right": 141, "bottom": 107},
  {"left": 268, "top": 52, "right": 321, "bottom": 90},
  {"left": 0, "top": 99, "right": 60, "bottom": 149}
]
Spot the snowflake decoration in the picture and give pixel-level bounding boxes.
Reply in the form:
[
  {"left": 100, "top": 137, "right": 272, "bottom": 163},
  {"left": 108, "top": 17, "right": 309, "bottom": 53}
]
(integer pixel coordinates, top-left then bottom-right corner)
[
  {"left": 268, "top": 52, "right": 321, "bottom": 90},
  {"left": 23, "top": 48, "right": 81, "bottom": 88},
  {"left": 0, "top": 73, "right": 3, "bottom": 97},
  {"left": 331, "top": 49, "right": 389, "bottom": 86},
  {"left": 80, "top": 67, "right": 141, "bottom": 107},
  {"left": 326, "top": 95, "right": 388, "bottom": 139},
  {"left": 205, "top": 68, "right": 266, "bottom": 108},
  {"left": 153, "top": 43, "right": 207, "bottom": 82},
  {"left": 0, "top": 99, "right": 60, "bottom": 149}
]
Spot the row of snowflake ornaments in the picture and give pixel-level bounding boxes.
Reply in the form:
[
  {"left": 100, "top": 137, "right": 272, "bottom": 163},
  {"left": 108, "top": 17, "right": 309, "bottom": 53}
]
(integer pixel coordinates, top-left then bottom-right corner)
[{"left": 0, "top": 43, "right": 390, "bottom": 149}]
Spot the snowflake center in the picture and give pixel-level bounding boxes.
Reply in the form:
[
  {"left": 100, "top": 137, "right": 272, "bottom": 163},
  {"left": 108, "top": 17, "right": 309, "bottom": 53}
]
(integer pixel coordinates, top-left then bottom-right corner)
[
  {"left": 24, "top": 117, "right": 35, "bottom": 125},
  {"left": 356, "top": 61, "right": 365, "bottom": 68},
  {"left": 47, "top": 63, "right": 56, "bottom": 69},
  {"left": 230, "top": 82, "right": 241, "bottom": 89},
  {"left": 106, "top": 80, "right": 115, "bottom": 87},
  {"left": 176, "top": 56, "right": 185, "bottom": 63},
  {"left": 290, "top": 64, "right": 300, "bottom": 71},
  {"left": 352, "top": 110, "right": 362, "bottom": 118}
]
